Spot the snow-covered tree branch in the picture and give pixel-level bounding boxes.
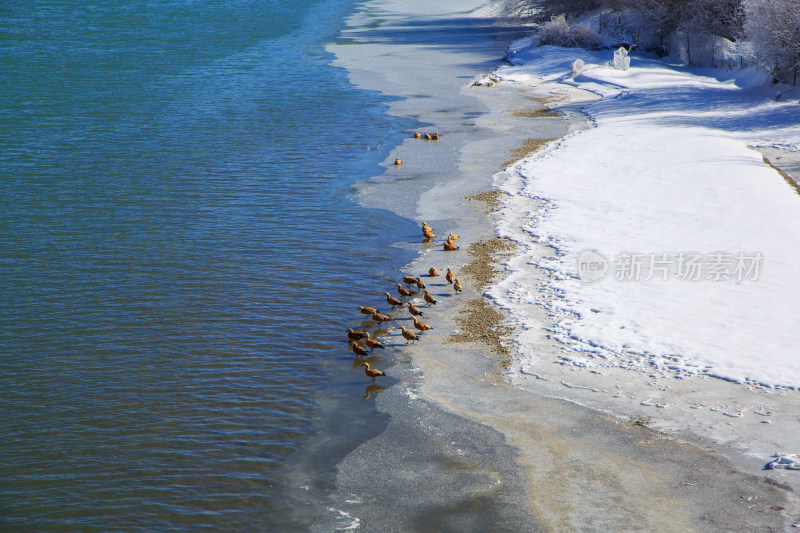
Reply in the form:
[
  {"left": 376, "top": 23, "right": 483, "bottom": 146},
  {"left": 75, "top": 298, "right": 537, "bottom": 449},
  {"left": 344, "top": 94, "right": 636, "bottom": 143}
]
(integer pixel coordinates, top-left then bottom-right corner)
[
  {"left": 744, "top": 0, "right": 800, "bottom": 84},
  {"left": 495, "top": 0, "right": 800, "bottom": 84}
]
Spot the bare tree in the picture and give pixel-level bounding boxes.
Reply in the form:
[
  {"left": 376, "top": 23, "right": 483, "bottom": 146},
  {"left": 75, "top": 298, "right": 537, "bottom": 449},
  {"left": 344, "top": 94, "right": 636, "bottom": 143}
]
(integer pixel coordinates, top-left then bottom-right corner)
[
  {"left": 689, "top": 0, "right": 744, "bottom": 41},
  {"left": 494, "top": 0, "right": 544, "bottom": 20},
  {"left": 615, "top": 0, "right": 683, "bottom": 48},
  {"left": 495, "top": 0, "right": 606, "bottom": 20},
  {"left": 675, "top": 0, "right": 743, "bottom": 64},
  {"left": 540, "top": 0, "right": 606, "bottom": 17},
  {"left": 497, "top": 0, "right": 799, "bottom": 80},
  {"left": 744, "top": 0, "right": 800, "bottom": 84}
]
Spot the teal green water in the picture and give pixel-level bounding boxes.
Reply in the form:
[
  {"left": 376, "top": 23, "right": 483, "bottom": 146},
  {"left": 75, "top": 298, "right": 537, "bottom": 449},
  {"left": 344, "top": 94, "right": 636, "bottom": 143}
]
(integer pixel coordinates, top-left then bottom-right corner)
[{"left": 0, "top": 1, "right": 414, "bottom": 530}]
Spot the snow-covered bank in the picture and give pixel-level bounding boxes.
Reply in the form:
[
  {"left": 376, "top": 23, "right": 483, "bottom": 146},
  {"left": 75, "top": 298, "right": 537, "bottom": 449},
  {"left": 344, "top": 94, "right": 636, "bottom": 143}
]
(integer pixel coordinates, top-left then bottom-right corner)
[
  {"left": 325, "top": 5, "right": 799, "bottom": 526},
  {"left": 492, "top": 42, "right": 800, "bottom": 390}
]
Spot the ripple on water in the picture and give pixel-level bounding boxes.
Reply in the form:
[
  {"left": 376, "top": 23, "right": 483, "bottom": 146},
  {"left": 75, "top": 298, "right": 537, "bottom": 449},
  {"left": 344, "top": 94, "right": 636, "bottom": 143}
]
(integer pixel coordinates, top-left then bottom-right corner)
[{"left": 0, "top": 0, "right": 416, "bottom": 530}]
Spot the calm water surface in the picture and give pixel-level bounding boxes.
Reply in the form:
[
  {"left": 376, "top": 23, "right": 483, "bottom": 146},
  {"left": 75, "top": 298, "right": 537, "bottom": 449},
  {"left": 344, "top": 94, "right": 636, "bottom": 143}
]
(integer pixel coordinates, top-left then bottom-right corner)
[{"left": 0, "top": 1, "right": 414, "bottom": 530}]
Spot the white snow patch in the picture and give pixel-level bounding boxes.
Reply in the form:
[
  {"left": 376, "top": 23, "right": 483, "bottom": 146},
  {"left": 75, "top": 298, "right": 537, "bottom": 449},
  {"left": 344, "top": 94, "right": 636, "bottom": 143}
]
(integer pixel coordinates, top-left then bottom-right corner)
[{"left": 493, "top": 45, "right": 800, "bottom": 389}]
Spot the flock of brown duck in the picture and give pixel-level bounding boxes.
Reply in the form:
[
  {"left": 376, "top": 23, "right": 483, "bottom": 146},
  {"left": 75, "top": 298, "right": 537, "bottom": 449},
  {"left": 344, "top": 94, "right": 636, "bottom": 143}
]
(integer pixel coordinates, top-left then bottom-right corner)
[
  {"left": 394, "top": 132, "right": 440, "bottom": 166},
  {"left": 348, "top": 218, "right": 464, "bottom": 384}
]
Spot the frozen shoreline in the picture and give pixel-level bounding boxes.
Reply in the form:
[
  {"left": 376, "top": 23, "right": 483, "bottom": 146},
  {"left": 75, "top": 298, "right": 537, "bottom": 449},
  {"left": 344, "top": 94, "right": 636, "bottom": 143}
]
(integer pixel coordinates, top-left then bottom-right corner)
[
  {"left": 324, "top": 1, "right": 800, "bottom": 530},
  {"left": 496, "top": 43, "right": 800, "bottom": 386},
  {"left": 490, "top": 42, "right": 800, "bottom": 476}
]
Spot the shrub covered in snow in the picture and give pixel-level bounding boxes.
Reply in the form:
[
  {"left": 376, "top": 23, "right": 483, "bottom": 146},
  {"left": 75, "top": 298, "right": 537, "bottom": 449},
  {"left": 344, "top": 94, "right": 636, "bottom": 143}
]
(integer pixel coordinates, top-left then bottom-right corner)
[
  {"left": 495, "top": 0, "right": 800, "bottom": 83},
  {"left": 496, "top": 0, "right": 604, "bottom": 20},
  {"left": 744, "top": 0, "right": 800, "bottom": 84},
  {"left": 612, "top": 46, "right": 630, "bottom": 69},
  {"left": 539, "top": 15, "right": 603, "bottom": 49}
]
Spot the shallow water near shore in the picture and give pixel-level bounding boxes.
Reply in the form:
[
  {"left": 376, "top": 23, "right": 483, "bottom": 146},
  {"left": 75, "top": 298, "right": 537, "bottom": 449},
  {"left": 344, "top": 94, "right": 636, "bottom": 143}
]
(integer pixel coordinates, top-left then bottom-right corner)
[
  {"left": 327, "top": 1, "right": 798, "bottom": 531},
  {"left": 1, "top": 0, "right": 419, "bottom": 530},
  {"left": 6, "top": 0, "right": 798, "bottom": 530}
]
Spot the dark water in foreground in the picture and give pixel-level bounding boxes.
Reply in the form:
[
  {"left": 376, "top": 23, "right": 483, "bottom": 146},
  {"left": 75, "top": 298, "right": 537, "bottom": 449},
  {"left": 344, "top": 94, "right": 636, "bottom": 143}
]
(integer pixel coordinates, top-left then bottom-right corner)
[{"left": 0, "top": 1, "right": 415, "bottom": 530}]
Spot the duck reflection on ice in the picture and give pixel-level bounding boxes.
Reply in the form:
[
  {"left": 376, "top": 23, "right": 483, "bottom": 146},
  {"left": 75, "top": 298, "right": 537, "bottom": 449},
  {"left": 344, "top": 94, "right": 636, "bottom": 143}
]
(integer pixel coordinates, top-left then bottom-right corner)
[{"left": 363, "top": 383, "right": 385, "bottom": 400}]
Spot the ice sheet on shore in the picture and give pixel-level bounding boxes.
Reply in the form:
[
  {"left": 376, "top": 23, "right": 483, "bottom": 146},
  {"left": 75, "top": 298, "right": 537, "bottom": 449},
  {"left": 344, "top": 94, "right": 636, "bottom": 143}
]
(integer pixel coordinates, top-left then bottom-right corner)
[
  {"left": 764, "top": 454, "right": 800, "bottom": 471},
  {"left": 493, "top": 44, "right": 800, "bottom": 389}
]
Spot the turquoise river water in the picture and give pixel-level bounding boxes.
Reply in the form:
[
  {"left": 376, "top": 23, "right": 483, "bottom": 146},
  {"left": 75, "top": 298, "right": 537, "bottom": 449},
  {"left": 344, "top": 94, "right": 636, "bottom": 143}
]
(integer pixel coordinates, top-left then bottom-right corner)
[{"left": 0, "top": 1, "right": 418, "bottom": 530}]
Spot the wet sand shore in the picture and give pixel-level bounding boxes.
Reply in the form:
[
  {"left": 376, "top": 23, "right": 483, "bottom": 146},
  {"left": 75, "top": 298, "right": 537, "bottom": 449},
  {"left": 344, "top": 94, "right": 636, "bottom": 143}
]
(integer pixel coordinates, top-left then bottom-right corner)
[{"left": 320, "top": 1, "right": 799, "bottom": 530}]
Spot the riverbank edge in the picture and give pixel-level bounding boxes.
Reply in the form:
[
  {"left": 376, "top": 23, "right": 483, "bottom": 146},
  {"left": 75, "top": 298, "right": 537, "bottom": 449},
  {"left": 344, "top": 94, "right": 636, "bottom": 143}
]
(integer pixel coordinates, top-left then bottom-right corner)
[{"left": 322, "top": 1, "right": 800, "bottom": 530}]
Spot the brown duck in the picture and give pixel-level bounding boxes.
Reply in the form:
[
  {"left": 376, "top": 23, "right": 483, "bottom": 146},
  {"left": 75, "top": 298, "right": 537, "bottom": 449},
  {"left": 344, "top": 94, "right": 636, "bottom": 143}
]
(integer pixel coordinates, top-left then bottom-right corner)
[
  {"left": 352, "top": 342, "right": 368, "bottom": 357},
  {"left": 364, "top": 332, "right": 385, "bottom": 352},
  {"left": 371, "top": 311, "right": 391, "bottom": 325},
  {"left": 443, "top": 239, "right": 459, "bottom": 251},
  {"left": 402, "top": 275, "right": 417, "bottom": 287},
  {"left": 413, "top": 316, "right": 432, "bottom": 332},
  {"left": 400, "top": 326, "right": 419, "bottom": 344},
  {"left": 362, "top": 362, "right": 386, "bottom": 382},
  {"left": 396, "top": 284, "right": 413, "bottom": 298},
  {"left": 385, "top": 292, "right": 403, "bottom": 308},
  {"left": 348, "top": 328, "right": 367, "bottom": 341},
  {"left": 407, "top": 302, "right": 424, "bottom": 317}
]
